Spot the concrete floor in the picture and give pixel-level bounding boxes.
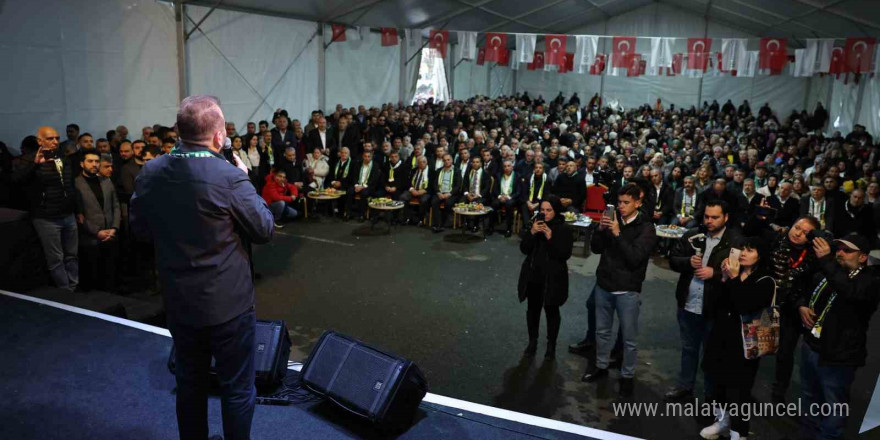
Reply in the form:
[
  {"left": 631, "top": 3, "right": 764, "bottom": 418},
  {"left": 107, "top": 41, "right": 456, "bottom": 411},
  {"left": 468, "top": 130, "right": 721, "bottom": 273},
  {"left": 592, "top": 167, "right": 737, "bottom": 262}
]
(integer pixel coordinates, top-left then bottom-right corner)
[{"left": 250, "top": 215, "right": 878, "bottom": 440}]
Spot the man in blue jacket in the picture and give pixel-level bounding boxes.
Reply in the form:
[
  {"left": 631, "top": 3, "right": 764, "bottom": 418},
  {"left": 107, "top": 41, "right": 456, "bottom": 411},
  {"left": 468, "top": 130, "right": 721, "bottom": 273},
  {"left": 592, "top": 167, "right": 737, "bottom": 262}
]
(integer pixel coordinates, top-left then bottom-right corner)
[{"left": 130, "top": 95, "right": 274, "bottom": 440}]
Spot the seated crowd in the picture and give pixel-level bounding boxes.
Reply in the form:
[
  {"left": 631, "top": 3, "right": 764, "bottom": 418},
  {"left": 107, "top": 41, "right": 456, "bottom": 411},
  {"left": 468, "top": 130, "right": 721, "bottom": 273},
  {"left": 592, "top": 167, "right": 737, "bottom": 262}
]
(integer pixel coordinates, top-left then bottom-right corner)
[{"left": 0, "top": 92, "right": 878, "bottom": 440}]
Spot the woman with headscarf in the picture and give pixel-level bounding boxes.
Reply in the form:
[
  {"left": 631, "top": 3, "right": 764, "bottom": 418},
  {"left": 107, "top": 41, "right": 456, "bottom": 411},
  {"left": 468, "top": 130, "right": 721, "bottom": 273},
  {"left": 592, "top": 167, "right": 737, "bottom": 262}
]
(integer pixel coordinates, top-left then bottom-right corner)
[{"left": 517, "top": 195, "right": 574, "bottom": 359}]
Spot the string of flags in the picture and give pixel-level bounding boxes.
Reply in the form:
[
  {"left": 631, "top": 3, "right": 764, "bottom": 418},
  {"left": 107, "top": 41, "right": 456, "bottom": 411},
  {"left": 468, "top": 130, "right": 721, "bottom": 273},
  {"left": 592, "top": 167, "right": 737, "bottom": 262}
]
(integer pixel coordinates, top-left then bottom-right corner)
[{"left": 327, "top": 24, "right": 879, "bottom": 79}]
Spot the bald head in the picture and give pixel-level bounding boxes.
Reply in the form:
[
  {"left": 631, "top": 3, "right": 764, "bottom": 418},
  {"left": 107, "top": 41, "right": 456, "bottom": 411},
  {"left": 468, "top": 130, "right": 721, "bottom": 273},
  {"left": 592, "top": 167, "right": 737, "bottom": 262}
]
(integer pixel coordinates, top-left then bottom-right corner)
[
  {"left": 177, "top": 95, "right": 225, "bottom": 148},
  {"left": 37, "top": 126, "right": 60, "bottom": 151}
]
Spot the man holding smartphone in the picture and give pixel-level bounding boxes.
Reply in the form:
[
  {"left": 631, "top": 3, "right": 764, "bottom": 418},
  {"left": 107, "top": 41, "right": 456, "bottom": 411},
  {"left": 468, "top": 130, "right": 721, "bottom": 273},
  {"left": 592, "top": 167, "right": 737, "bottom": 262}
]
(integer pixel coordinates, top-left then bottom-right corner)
[
  {"left": 13, "top": 126, "right": 79, "bottom": 292},
  {"left": 130, "top": 95, "right": 275, "bottom": 440},
  {"left": 582, "top": 183, "right": 657, "bottom": 396}
]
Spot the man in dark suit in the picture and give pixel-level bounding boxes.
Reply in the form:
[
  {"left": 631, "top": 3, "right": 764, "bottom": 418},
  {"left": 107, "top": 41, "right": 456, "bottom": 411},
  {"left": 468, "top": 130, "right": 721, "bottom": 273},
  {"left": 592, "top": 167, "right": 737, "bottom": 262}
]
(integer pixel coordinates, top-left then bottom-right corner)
[
  {"left": 520, "top": 162, "right": 549, "bottom": 223},
  {"left": 74, "top": 150, "right": 121, "bottom": 292},
  {"left": 645, "top": 168, "right": 674, "bottom": 224},
  {"left": 271, "top": 115, "right": 295, "bottom": 165},
  {"left": 665, "top": 200, "right": 739, "bottom": 401},
  {"left": 551, "top": 161, "right": 585, "bottom": 213},
  {"left": 735, "top": 178, "right": 763, "bottom": 228},
  {"left": 461, "top": 155, "right": 492, "bottom": 233},
  {"left": 347, "top": 149, "right": 381, "bottom": 221},
  {"left": 481, "top": 148, "right": 500, "bottom": 180},
  {"left": 799, "top": 184, "right": 836, "bottom": 234},
  {"left": 491, "top": 159, "right": 521, "bottom": 236},
  {"left": 768, "top": 181, "right": 799, "bottom": 231},
  {"left": 673, "top": 176, "right": 699, "bottom": 228},
  {"left": 399, "top": 156, "right": 431, "bottom": 225},
  {"left": 695, "top": 179, "right": 739, "bottom": 225},
  {"left": 382, "top": 150, "right": 408, "bottom": 202},
  {"left": 429, "top": 154, "right": 462, "bottom": 233},
  {"left": 305, "top": 116, "right": 336, "bottom": 159},
  {"left": 130, "top": 95, "right": 274, "bottom": 440},
  {"left": 330, "top": 116, "right": 360, "bottom": 159},
  {"left": 325, "top": 147, "right": 353, "bottom": 217}
]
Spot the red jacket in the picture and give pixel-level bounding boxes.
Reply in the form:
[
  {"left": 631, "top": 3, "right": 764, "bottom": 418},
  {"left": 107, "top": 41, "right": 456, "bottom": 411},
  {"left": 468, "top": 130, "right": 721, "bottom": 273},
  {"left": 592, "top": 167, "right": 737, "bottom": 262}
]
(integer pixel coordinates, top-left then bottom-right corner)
[{"left": 262, "top": 173, "right": 299, "bottom": 204}]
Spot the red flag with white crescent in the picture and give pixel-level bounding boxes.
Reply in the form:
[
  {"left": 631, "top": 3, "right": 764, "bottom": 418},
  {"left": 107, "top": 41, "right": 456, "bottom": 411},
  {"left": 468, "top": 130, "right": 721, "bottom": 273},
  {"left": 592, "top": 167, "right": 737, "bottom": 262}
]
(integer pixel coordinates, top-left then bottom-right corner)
[
  {"left": 485, "top": 33, "right": 508, "bottom": 62},
  {"left": 380, "top": 28, "right": 398, "bottom": 47},
  {"left": 669, "top": 53, "right": 683, "bottom": 76},
  {"left": 557, "top": 52, "right": 574, "bottom": 74},
  {"left": 759, "top": 38, "right": 787, "bottom": 71},
  {"left": 497, "top": 48, "right": 510, "bottom": 66},
  {"left": 829, "top": 46, "right": 845, "bottom": 75},
  {"left": 545, "top": 34, "right": 567, "bottom": 66},
  {"left": 331, "top": 24, "right": 347, "bottom": 42},
  {"left": 476, "top": 47, "right": 486, "bottom": 66},
  {"left": 528, "top": 51, "right": 545, "bottom": 70},
  {"left": 589, "top": 53, "right": 606, "bottom": 75},
  {"left": 429, "top": 30, "right": 449, "bottom": 58},
  {"left": 686, "top": 38, "right": 711, "bottom": 71},
  {"left": 844, "top": 37, "right": 876, "bottom": 73},
  {"left": 627, "top": 54, "right": 643, "bottom": 77},
  {"left": 611, "top": 36, "right": 636, "bottom": 68}
]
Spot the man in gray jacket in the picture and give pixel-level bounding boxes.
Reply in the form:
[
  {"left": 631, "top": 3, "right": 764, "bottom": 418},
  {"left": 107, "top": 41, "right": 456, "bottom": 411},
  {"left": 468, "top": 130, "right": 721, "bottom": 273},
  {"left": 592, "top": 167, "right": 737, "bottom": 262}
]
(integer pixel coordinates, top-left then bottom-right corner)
[{"left": 74, "top": 150, "right": 120, "bottom": 291}]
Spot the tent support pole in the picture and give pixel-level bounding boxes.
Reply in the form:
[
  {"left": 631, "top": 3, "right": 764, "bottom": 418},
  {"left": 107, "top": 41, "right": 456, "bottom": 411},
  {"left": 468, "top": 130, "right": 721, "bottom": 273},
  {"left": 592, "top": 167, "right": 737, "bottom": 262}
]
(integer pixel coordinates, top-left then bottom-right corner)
[
  {"left": 853, "top": 77, "right": 867, "bottom": 128},
  {"left": 318, "top": 23, "right": 326, "bottom": 112},
  {"left": 175, "top": 2, "right": 187, "bottom": 101},
  {"left": 399, "top": 40, "right": 406, "bottom": 105}
]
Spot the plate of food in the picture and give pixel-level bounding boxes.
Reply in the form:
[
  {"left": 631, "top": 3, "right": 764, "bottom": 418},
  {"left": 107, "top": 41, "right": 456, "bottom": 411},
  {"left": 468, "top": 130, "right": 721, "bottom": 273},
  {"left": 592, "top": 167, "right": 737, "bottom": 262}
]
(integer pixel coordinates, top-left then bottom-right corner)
[{"left": 563, "top": 212, "right": 578, "bottom": 222}]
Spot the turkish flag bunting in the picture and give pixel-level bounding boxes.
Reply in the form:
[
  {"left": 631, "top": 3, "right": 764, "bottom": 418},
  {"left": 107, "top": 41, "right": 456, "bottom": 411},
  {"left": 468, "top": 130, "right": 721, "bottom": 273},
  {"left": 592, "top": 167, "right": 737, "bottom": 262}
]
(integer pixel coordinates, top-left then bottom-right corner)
[
  {"left": 545, "top": 35, "right": 567, "bottom": 66},
  {"left": 759, "top": 38, "right": 787, "bottom": 71},
  {"left": 627, "top": 54, "right": 643, "bottom": 77},
  {"left": 485, "top": 33, "right": 508, "bottom": 62},
  {"left": 589, "top": 53, "right": 606, "bottom": 75},
  {"left": 686, "top": 38, "right": 711, "bottom": 71},
  {"left": 669, "top": 53, "right": 683, "bottom": 76},
  {"left": 557, "top": 52, "right": 574, "bottom": 73},
  {"left": 528, "top": 51, "right": 545, "bottom": 70},
  {"left": 611, "top": 36, "right": 636, "bottom": 68},
  {"left": 380, "top": 28, "right": 398, "bottom": 46},
  {"left": 844, "top": 37, "right": 876, "bottom": 73},
  {"left": 829, "top": 46, "right": 845, "bottom": 75},
  {"left": 497, "top": 48, "right": 510, "bottom": 66},
  {"left": 429, "top": 30, "right": 449, "bottom": 58},
  {"left": 476, "top": 47, "right": 486, "bottom": 66},
  {"left": 331, "top": 24, "right": 347, "bottom": 42}
]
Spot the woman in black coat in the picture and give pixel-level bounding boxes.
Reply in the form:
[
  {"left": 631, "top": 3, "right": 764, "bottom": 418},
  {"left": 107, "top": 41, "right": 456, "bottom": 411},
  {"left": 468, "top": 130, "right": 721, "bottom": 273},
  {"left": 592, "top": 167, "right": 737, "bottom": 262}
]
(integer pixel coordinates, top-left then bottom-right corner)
[
  {"left": 517, "top": 195, "right": 574, "bottom": 359},
  {"left": 701, "top": 236, "right": 775, "bottom": 440}
]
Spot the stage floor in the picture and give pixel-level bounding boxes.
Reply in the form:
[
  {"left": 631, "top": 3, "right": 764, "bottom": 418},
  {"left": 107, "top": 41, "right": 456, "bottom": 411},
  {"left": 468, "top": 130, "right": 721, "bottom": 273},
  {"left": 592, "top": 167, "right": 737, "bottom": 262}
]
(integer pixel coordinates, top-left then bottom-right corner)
[{"left": 0, "top": 292, "right": 635, "bottom": 440}]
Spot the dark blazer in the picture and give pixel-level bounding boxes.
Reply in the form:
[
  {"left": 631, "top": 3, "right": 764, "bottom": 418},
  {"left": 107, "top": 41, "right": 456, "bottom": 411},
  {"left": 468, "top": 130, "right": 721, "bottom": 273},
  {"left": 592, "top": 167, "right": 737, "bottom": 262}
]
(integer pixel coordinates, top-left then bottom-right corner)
[
  {"left": 672, "top": 188, "right": 699, "bottom": 221},
  {"left": 695, "top": 187, "right": 740, "bottom": 223},
  {"left": 325, "top": 158, "right": 354, "bottom": 189},
  {"left": 767, "top": 194, "right": 800, "bottom": 229},
  {"left": 305, "top": 129, "right": 337, "bottom": 158},
  {"left": 736, "top": 192, "right": 764, "bottom": 225},
  {"left": 12, "top": 152, "right": 76, "bottom": 219},
  {"left": 517, "top": 218, "right": 573, "bottom": 306},
  {"left": 668, "top": 226, "right": 740, "bottom": 314},
  {"left": 382, "top": 161, "right": 409, "bottom": 196},
  {"left": 270, "top": 128, "right": 296, "bottom": 164},
  {"left": 461, "top": 168, "right": 492, "bottom": 200},
  {"left": 330, "top": 125, "right": 360, "bottom": 157},
  {"left": 492, "top": 172, "right": 522, "bottom": 204},
  {"left": 428, "top": 166, "right": 463, "bottom": 197},
  {"left": 550, "top": 171, "right": 586, "bottom": 209},
  {"left": 129, "top": 142, "right": 274, "bottom": 328},
  {"left": 482, "top": 159, "right": 501, "bottom": 179},
  {"left": 799, "top": 197, "right": 836, "bottom": 234},
  {"left": 74, "top": 175, "right": 121, "bottom": 246},
  {"left": 350, "top": 160, "right": 381, "bottom": 193},
  {"left": 519, "top": 173, "right": 549, "bottom": 204},
  {"left": 645, "top": 183, "right": 675, "bottom": 219}
]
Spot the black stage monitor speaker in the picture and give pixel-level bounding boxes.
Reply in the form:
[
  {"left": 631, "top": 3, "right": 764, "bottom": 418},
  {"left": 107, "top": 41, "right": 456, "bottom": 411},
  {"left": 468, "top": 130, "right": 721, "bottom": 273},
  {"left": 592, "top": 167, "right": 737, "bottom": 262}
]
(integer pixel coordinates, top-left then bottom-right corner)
[
  {"left": 168, "top": 319, "right": 291, "bottom": 389},
  {"left": 301, "top": 331, "right": 427, "bottom": 431}
]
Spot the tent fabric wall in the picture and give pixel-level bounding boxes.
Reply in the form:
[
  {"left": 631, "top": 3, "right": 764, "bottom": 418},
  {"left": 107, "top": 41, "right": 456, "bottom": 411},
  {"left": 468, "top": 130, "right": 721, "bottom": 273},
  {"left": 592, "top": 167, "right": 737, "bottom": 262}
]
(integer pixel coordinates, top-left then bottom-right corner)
[
  {"left": 0, "top": 0, "right": 179, "bottom": 154},
  {"left": 858, "top": 77, "right": 880, "bottom": 138},
  {"left": 828, "top": 77, "right": 860, "bottom": 136},
  {"left": 489, "top": 66, "right": 514, "bottom": 98},
  {"left": 453, "top": 58, "right": 489, "bottom": 100},
  {"left": 406, "top": 39, "right": 423, "bottom": 104},
  {"left": 325, "top": 30, "right": 399, "bottom": 109},
  {"left": 186, "top": 5, "right": 319, "bottom": 130}
]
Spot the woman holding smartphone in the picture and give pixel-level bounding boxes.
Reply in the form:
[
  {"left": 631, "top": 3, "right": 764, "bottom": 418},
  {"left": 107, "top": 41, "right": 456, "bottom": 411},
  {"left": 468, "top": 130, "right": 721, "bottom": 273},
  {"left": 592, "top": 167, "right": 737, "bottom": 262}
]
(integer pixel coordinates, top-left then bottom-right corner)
[
  {"left": 700, "top": 237, "right": 776, "bottom": 440},
  {"left": 517, "top": 195, "right": 574, "bottom": 359}
]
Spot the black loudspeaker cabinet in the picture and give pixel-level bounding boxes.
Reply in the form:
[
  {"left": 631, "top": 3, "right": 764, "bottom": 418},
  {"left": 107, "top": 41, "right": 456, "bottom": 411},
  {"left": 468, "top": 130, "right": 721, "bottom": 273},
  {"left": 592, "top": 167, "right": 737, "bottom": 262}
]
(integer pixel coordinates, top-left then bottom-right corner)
[
  {"left": 167, "top": 319, "right": 291, "bottom": 390},
  {"left": 301, "top": 331, "right": 427, "bottom": 432}
]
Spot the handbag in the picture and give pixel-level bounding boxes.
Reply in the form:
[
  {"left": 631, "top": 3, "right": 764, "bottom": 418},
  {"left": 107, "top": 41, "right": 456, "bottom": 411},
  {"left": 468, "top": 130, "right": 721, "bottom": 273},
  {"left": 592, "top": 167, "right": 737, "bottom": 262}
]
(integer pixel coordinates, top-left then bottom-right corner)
[{"left": 740, "top": 276, "right": 780, "bottom": 360}]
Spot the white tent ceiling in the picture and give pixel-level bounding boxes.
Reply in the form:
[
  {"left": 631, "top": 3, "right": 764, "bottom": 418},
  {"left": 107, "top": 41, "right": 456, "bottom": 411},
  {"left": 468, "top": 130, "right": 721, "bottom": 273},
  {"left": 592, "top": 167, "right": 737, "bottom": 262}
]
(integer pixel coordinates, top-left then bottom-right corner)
[{"left": 179, "top": 0, "right": 880, "bottom": 45}]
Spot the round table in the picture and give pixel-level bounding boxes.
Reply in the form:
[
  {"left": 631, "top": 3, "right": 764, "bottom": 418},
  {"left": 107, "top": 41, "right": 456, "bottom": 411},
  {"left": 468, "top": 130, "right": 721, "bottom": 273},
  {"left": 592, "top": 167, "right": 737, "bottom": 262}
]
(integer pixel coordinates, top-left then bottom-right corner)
[
  {"left": 306, "top": 191, "right": 345, "bottom": 218},
  {"left": 655, "top": 225, "right": 686, "bottom": 239},
  {"left": 566, "top": 215, "right": 593, "bottom": 257},
  {"left": 450, "top": 207, "right": 494, "bottom": 242},
  {"left": 367, "top": 201, "right": 405, "bottom": 234}
]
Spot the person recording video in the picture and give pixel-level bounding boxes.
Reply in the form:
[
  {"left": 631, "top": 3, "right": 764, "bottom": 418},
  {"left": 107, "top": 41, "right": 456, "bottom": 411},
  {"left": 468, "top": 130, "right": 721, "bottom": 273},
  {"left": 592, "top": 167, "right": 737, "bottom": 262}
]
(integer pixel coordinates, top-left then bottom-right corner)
[
  {"left": 130, "top": 95, "right": 274, "bottom": 440},
  {"left": 517, "top": 195, "right": 573, "bottom": 359}
]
